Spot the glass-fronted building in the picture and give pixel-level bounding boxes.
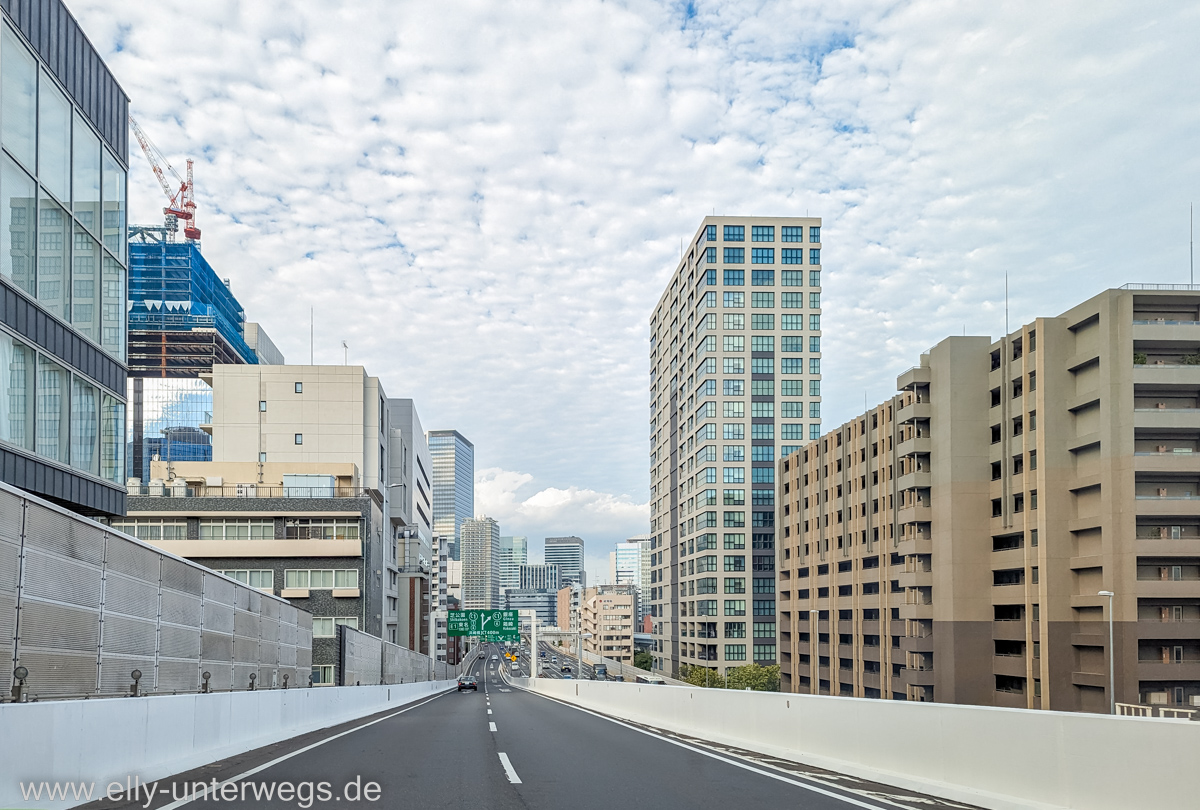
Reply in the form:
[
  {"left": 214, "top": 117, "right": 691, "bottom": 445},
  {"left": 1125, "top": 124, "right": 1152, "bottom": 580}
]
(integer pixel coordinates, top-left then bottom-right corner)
[
  {"left": 427, "top": 429, "right": 473, "bottom": 559},
  {"left": 0, "top": 0, "right": 129, "bottom": 516},
  {"left": 125, "top": 238, "right": 268, "bottom": 482}
]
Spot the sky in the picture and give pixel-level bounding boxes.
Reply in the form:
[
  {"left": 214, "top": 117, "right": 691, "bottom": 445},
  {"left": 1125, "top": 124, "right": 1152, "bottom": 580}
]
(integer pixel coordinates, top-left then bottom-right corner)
[{"left": 74, "top": 0, "right": 1200, "bottom": 581}]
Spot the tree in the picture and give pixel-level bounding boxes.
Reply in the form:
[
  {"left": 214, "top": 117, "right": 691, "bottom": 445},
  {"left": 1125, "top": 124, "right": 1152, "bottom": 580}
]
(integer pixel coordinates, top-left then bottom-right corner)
[
  {"left": 725, "top": 663, "right": 781, "bottom": 692},
  {"left": 633, "top": 650, "right": 654, "bottom": 672},
  {"left": 681, "top": 664, "right": 726, "bottom": 689}
]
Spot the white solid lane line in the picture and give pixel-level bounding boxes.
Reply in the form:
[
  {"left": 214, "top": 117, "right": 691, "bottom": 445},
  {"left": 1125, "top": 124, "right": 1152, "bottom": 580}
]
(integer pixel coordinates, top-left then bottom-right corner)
[
  {"left": 489, "top": 722, "right": 497, "bottom": 732},
  {"left": 498, "top": 752, "right": 522, "bottom": 784}
]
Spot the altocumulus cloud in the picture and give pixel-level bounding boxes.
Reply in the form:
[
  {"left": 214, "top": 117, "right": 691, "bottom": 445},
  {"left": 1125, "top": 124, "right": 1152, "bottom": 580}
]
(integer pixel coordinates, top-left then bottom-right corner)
[{"left": 72, "top": 0, "right": 1200, "bottom": 562}]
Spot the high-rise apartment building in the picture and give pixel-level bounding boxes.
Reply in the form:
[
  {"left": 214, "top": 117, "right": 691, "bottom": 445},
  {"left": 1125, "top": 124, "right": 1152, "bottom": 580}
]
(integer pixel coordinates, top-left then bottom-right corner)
[
  {"left": 461, "top": 516, "right": 501, "bottom": 610},
  {"left": 499, "top": 535, "right": 528, "bottom": 596},
  {"left": 428, "top": 430, "right": 474, "bottom": 559},
  {"left": 387, "top": 399, "right": 434, "bottom": 654},
  {"left": 778, "top": 286, "right": 1200, "bottom": 713},
  {"left": 520, "top": 563, "right": 560, "bottom": 591},
  {"left": 546, "top": 536, "right": 585, "bottom": 586},
  {"left": 0, "top": 2, "right": 130, "bottom": 517},
  {"left": 649, "top": 216, "right": 822, "bottom": 677}
]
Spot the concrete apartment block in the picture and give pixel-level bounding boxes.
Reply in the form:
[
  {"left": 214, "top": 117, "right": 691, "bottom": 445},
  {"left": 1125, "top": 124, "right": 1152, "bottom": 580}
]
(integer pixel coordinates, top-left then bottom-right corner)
[{"left": 778, "top": 285, "right": 1200, "bottom": 713}]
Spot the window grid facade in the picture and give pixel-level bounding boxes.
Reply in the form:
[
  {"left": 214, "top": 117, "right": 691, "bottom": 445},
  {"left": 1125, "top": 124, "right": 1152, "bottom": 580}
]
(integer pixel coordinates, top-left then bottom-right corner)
[{"left": 649, "top": 216, "right": 821, "bottom": 678}]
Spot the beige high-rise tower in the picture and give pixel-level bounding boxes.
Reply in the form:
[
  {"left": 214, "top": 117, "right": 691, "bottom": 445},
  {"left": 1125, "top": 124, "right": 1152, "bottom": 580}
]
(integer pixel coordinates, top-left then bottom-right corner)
[
  {"left": 778, "top": 286, "right": 1200, "bottom": 712},
  {"left": 649, "top": 216, "right": 823, "bottom": 678}
]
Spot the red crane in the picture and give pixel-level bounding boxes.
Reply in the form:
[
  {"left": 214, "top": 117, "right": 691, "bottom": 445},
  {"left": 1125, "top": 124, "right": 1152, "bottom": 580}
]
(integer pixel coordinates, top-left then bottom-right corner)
[{"left": 128, "top": 114, "right": 201, "bottom": 242}]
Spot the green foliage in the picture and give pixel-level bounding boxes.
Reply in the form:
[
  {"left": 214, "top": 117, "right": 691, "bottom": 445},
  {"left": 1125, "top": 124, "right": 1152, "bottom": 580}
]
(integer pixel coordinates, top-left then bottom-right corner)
[
  {"left": 633, "top": 650, "right": 654, "bottom": 671},
  {"left": 725, "top": 663, "right": 781, "bottom": 692},
  {"left": 680, "top": 664, "right": 726, "bottom": 688},
  {"left": 1134, "top": 352, "right": 1148, "bottom": 365},
  {"left": 1181, "top": 353, "right": 1200, "bottom": 365}
]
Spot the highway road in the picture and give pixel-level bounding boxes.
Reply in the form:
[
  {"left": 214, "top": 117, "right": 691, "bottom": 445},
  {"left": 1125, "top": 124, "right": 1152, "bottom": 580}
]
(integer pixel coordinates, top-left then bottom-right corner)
[{"left": 88, "top": 642, "right": 976, "bottom": 810}]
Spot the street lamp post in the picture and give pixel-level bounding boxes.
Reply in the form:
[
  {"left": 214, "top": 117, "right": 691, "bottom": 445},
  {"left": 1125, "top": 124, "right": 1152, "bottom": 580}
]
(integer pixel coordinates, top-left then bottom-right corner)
[{"left": 1098, "top": 590, "right": 1115, "bottom": 714}]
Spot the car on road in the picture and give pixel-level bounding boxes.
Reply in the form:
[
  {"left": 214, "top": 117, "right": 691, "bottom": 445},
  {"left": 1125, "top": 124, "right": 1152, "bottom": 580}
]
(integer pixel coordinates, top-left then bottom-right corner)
[
  {"left": 551, "top": 656, "right": 558, "bottom": 663},
  {"left": 561, "top": 664, "right": 572, "bottom": 673},
  {"left": 491, "top": 654, "right": 499, "bottom": 661},
  {"left": 593, "top": 664, "right": 608, "bottom": 681},
  {"left": 563, "top": 674, "right": 573, "bottom": 679},
  {"left": 540, "top": 652, "right": 546, "bottom": 658},
  {"left": 457, "top": 676, "right": 478, "bottom": 692}
]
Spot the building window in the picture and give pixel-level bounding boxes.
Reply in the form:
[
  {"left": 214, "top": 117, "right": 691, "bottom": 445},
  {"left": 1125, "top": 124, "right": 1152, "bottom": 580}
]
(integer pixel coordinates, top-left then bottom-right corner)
[
  {"left": 219, "top": 569, "right": 274, "bottom": 590},
  {"left": 751, "top": 336, "right": 774, "bottom": 352},
  {"left": 809, "top": 314, "right": 821, "bottom": 331},
  {"left": 724, "top": 554, "right": 746, "bottom": 570},
  {"left": 781, "top": 270, "right": 804, "bottom": 286},
  {"left": 781, "top": 315, "right": 804, "bottom": 331},
  {"left": 751, "top": 248, "right": 774, "bottom": 264},
  {"left": 723, "top": 314, "right": 745, "bottom": 330},
  {"left": 781, "top": 226, "right": 803, "bottom": 243},
  {"left": 723, "top": 467, "right": 745, "bottom": 483},
  {"left": 723, "top": 292, "right": 745, "bottom": 308},
  {"left": 723, "top": 358, "right": 744, "bottom": 375},
  {"left": 809, "top": 293, "right": 821, "bottom": 309},
  {"left": 706, "top": 224, "right": 717, "bottom": 241},
  {"left": 724, "top": 269, "right": 744, "bottom": 286},
  {"left": 725, "top": 599, "right": 747, "bottom": 616},
  {"left": 725, "top": 577, "right": 746, "bottom": 594},
  {"left": 753, "top": 599, "right": 775, "bottom": 616},
  {"left": 725, "top": 622, "right": 746, "bottom": 638},
  {"left": 295, "top": 382, "right": 303, "bottom": 393},
  {"left": 809, "top": 226, "right": 820, "bottom": 242},
  {"left": 259, "top": 452, "right": 267, "bottom": 462},
  {"left": 723, "top": 335, "right": 745, "bottom": 352},
  {"left": 781, "top": 358, "right": 803, "bottom": 375},
  {"left": 724, "top": 512, "right": 746, "bottom": 528},
  {"left": 705, "top": 268, "right": 716, "bottom": 286},
  {"left": 312, "top": 617, "right": 359, "bottom": 637},
  {"left": 284, "top": 518, "right": 361, "bottom": 540},
  {"left": 706, "top": 246, "right": 717, "bottom": 263},
  {"left": 295, "top": 433, "right": 303, "bottom": 444},
  {"left": 809, "top": 402, "right": 820, "bottom": 418},
  {"left": 753, "top": 644, "right": 775, "bottom": 662},
  {"left": 198, "top": 519, "right": 273, "bottom": 540},
  {"left": 810, "top": 249, "right": 821, "bottom": 264},
  {"left": 809, "top": 336, "right": 821, "bottom": 353},
  {"left": 751, "top": 292, "right": 774, "bottom": 308},
  {"left": 809, "top": 270, "right": 821, "bottom": 287},
  {"left": 752, "top": 270, "right": 774, "bottom": 286},
  {"left": 724, "top": 225, "right": 744, "bottom": 242},
  {"left": 724, "top": 247, "right": 745, "bottom": 264},
  {"left": 725, "top": 643, "right": 747, "bottom": 660},
  {"left": 751, "top": 314, "right": 775, "bottom": 330},
  {"left": 724, "top": 532, "right": 746, "bottom": 549},
  {"left": 781, "top": 293, "right": 804, "bottom": 308},
  {"left": 110, "top": 519, "right": 188, "bottom": 542},
  {"left": 752, "top": 358, "right": 773, "bottom": 375},
  {"left": 751, "top": 226, "right": 774, "bottom": 242},
  {"left": 810, "top": 358, "right": 821, "bottom": 374},
  {"left": 781, "top": 248, "right": 803, "bottom": 264},
  {"left": 311, "top": 665, "right": 335, "bottom": 685}
]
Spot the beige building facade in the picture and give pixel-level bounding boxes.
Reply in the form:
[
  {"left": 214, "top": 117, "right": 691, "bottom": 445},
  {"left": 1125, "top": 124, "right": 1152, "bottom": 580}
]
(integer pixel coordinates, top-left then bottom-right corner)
[
  {"left": 581, "top": 586, "right": 636, "bottom": 663},
  {"left": 650, "top": 216, "right": 823, "bottom": 677},
  {"left": 778, "top": 286, "right": 1200, "bottom": 712}
]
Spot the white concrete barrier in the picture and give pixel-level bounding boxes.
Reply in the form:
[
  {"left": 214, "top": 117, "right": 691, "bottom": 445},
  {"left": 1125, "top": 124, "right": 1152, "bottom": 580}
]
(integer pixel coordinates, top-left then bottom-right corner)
[
  {"left": 517, "top": 678, "right": 1199, "bottom": 810},
  {"left": 0, "top": 680, "right": 457, "bottom": 810}
]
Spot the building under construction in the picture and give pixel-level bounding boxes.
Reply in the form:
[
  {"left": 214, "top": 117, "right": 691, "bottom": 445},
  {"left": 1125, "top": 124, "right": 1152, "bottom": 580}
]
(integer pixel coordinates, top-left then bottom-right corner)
[{"left": 127, "top": 232, "right": 283, "bottom": 481}]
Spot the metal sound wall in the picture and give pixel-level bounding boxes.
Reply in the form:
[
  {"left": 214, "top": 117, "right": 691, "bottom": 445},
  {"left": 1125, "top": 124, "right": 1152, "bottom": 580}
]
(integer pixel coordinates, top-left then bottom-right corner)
[
  {"left": 0, "top": 482, "right": 313, "bottom": 699},
  {"left": 338, "top": 625, "right": 457, "bottom": 686}
]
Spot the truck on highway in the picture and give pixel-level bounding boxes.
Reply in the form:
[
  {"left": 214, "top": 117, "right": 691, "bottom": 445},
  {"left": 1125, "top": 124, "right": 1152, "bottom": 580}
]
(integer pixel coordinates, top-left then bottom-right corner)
[
  {"left": 592, "top": 664, "right": 608, "bottom": 681},
  {"left": 634, "top": 673, "right": 665, "bottom": 685}
]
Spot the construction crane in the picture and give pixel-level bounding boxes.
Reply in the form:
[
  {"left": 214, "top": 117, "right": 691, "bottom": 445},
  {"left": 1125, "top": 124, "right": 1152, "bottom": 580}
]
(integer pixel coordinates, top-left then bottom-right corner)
[{"left": 128, "top": 114, "right": 201, "bottom": 242}]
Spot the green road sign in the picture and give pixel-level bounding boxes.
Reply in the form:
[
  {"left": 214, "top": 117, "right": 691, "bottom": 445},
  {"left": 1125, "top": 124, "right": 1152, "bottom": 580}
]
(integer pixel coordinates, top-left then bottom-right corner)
[{"left": 447, "top": 609, "right": 520, "bottom": 640}]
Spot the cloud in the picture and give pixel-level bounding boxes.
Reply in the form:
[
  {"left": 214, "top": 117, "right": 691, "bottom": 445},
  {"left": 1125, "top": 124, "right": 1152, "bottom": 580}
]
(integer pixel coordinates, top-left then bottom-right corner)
[
  {"left": 70, "top": 0, "right": 1200, "bottom": 564},
  {"left": 476, "top": 467, "right": 649, "bottom": 583}
]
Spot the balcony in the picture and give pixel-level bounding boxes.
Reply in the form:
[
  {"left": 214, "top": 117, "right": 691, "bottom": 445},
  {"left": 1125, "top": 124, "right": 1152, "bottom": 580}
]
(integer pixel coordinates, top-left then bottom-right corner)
[
  {"left": 897, "top": 400, "right": 932, "bottom": 424},
  {"left": 1134, "top": 408, "right": 1200, "bottom": 430},
  {"left": 1133, "top": 320, "right": 1200, "bottom": 343},
  {"left": 1136, "top": 661, "right": 1200, "bottom": 680},
  {"left": 1135, "top": 494, "right": 1200, "bottom": 517},
  {"left": 897, "top": 471, "right": 932, "bottom": 492},
  {"left": 896, "top": 364, "right": 931, "bottom": 390},
  {"left": 897, "top": 503, "right": 933, "bottom": 525},
  {"left": 1136, "top": 579, "right": 1200, "bottom": 597},
  {"left": 897, "top": 570, "right": 933, "bottom": 589},
  {"left": 992, "top": 655, "right": 1028, "bottom": 678},
  {"left": 1136, "top": 621, "right": 1200, "bottom": 640},
  {"left": 1133, "top": 364, "right": 1200, "bottom": 387},
  {"left": 897, "top": 435, "right": 932, "bottom": 457},
  {"left": 1135, "top": 451, "right": 1200, "bottom": 473}
]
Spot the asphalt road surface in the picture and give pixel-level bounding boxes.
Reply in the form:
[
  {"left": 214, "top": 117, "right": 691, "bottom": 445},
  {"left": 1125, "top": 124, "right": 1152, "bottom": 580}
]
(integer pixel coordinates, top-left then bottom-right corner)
[{"left": 88, "top": 642, "right": 976, "bottom": 810}]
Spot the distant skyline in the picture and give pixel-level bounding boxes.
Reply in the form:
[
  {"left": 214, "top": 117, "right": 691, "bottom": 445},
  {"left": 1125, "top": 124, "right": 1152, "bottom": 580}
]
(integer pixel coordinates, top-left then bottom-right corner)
[{"left": 74, "top": 0, "right": 1200, "bottom": 561}]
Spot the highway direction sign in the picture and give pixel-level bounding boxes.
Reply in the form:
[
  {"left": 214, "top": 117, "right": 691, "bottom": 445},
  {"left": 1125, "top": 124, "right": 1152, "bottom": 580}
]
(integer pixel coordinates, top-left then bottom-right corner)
[{"left": 447, "top": 609, "right": 520, "bottom": 640}]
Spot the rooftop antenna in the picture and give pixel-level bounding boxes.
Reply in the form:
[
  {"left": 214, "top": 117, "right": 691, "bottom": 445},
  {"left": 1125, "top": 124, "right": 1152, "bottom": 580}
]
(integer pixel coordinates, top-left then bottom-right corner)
[
  {"left": 342, "top": 341, "right": 348, "bottom": 365},
  {"left": 1005, "top": 272, "right": 1010, "bottom": 335},
  {"left": 310, "top": 308, "right": 314, "bottom": 365},
  {"left": 1190, "top": 203, "right": 1194, "bottom": 286}
]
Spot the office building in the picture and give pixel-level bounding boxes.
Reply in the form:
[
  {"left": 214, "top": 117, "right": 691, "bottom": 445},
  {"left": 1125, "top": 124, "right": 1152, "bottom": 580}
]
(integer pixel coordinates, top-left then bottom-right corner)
[
  {"left": 506, "top": 588, "right": 558, "bottom": 627},
  {"left": 616, "top": 534, "right": 653, "bottom": 622},
  {"left": 388, "top": 399, "right": 434, "bottom": 654},
  {"left": 546, "top": 536, "right": 585, "bottom": 586},
  {"left": 778, "top": 285, "right": 1200, "bottom": 712},
  {"left": 499, "top": 535, "right": 528, "bottom": 596},
  {"left": 520, "top": 563, "right": 560, "bottom": 591},
  {"left": 557, "top": 585, "right": 581, "bottom": 633},
  {"left": 428, "top": 429, "right": 473, "bottom": 559},
  {"left": 461, "top": 516, "right": 501, "bottom": 610},
  {"left": 649, "top": 216, "right": 822, "bottom": 677},
  {"left": 0, "top": 2, "right": 130, "bottom": 517},
  {"left": 581, "top": 585, "right": 637, "bottom": 664},
  {"left": 125, "top": 234, "right": 282, "bottom": 483}
]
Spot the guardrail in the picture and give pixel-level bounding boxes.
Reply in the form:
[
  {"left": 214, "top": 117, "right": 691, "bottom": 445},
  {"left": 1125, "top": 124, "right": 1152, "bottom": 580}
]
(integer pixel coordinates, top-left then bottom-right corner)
[
  {"left": 513, "top": 678, "right": 1200, "bottom": 810},
  {"left": 127, "top": 484, "right": 369, "bottom": 498}
]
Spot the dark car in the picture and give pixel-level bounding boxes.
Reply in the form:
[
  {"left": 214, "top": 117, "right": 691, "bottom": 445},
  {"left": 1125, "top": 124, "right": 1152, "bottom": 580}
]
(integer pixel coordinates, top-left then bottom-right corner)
[
  {"left": 561, "top": 664, "right": 572, "bottom": 673},
  {"left": 458, "top": 676, "right": 478, "bottom": 691}
]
